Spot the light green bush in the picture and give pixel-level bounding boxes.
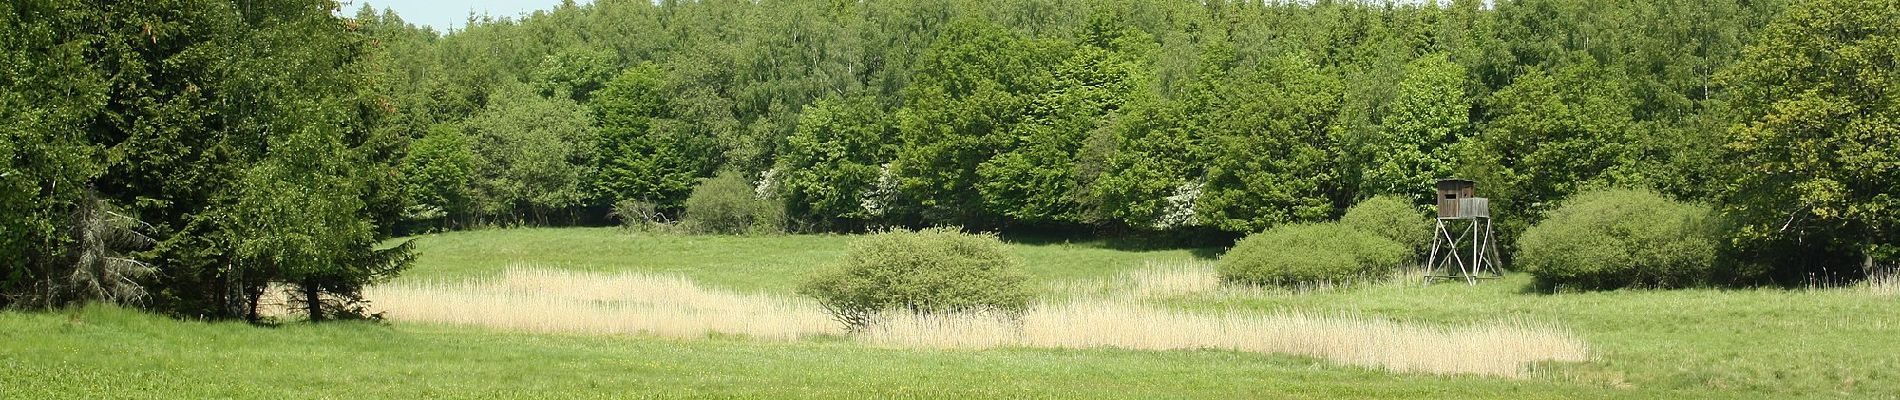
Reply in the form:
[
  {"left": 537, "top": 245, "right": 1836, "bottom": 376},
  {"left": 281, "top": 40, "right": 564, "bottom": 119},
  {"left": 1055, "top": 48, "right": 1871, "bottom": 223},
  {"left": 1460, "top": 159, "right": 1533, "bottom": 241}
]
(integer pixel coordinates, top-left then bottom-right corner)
[
  {"left": 681, "top": 171, "right": 785, "bottom": 235},
  {"left": 1217, "top": 222, "right": 1408, "bottom": 286},
  {"left": 1340, "top": 195, "right": 1433, "bottom": 257},
  {"left": 1517, "top": 188, "right": 1722, "bottom": 290},
  {"left": 797, "top": 228, "right": 1032, "bottom": 329}
]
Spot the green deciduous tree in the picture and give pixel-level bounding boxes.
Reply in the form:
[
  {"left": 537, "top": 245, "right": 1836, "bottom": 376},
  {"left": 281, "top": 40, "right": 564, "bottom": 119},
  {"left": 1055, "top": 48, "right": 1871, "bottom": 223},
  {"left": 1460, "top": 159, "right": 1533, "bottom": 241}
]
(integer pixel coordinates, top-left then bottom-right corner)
[
  {"left": 533, "top": 46, "right": 618, "bottom": 103},
  {"left": 681, "top": 170, "right": 786, "bottom": 235},
  {"left": 776, "top": 95, "right": 896, "bottom": 230},
  {"left": 1518, "top": 188, "right": 1725, "bottom": 290},
  {"left": 591, "top": 63, "right": 698, "bottom": 213},
  {"left": 1459, "top": 58, "right": 1639, "bottom": 223},
  {"left": 894, "top": 19, "right": 1061, "bottom": 226},
  {"left": 230, "top": 117, "right": 377, "bottom": 322},
  {"left": 1090, "top": 95, "right": 1201, "bottom": 230},
  {"left": 1716, "top": 0, "right": 1900, "bottom": 278},
  {"left": 465, "top": 82, "right": 597, "bottom": 224},
  {"left": 977, "top": 19, "right": 1154, "bottom": 225},
  {"left": 1363, "top": 53, "right": 1469, "bottom": 202},
  {"left": 1195, "top": 51, "right": 1348, "bottom": 233},
  {"left": 401, "top": 124, "right": 475, "bottom": 227}
]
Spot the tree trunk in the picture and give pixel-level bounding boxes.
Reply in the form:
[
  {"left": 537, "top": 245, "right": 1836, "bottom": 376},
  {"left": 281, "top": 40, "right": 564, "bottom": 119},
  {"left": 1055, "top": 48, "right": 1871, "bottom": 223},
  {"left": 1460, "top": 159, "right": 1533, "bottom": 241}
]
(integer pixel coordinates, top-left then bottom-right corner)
[
  {"left": 304, "top": 278, "right": 323, "bottom": 323},
  {"left": 1869, "top": 238, "right": 1881, "bottom": 277},
  {"left": 245, "top": 285, "right": 263, "bottom": 323}
]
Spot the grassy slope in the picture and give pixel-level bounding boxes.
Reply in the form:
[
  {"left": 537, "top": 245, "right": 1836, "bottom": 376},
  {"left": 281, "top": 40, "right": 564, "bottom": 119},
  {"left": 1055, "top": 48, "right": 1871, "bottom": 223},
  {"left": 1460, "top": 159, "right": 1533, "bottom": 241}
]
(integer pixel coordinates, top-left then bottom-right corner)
[{"left": 5, "top": 228, "right": 1894, "bottom": 398}]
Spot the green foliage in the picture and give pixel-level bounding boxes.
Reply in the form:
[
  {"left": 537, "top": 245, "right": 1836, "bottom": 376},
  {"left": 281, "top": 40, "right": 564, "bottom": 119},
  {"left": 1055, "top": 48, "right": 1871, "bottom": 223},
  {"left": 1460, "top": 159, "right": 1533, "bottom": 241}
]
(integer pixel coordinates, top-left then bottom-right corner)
[
  {"left": 798, "top": 228, "right": 1033, "bottom": 328},
  {"left": 1362, "top": 54, "right": 1469, "bottom": 201},
  {"left": 681, "top": 171, "right": 785, "bottom": 235},
  {"left": 1517, "top": 188, "right": 1724, "bottom": 290},
  {"left": 533, "top": 46, "right": 618, "bottom": 103},
  {"left": 1716, "top": 0, "right": 1900, "bottom": 278},
  {"left": 11, "top": 0, "right": 1861, "bottom": 312},
  {"left": 401, "top": 124, "right": 475, "bottom": 226},
  {"left": 230, "top": 100, "right": 407, "bottom": 320},
  {"left": 1091, "top": 97, "right": 1200, "bottom": 229},
  {"left": 332, "top": 0, "right": 1797, "bottom": 243},
  {"left": 465, "top": 82, "right": 597, "bottom": 224},
  {"left": 1340, "top": 195, "right": 1433, "bottom": 257},
  {"left": 229, "top": 129, "right": 367, "bottom": 252},
  {"left": 894, "top": 19, "right": 1062, "bottom": 225},
  {"left": 976, "top": 25, "right": 1153, "bottom": 224},
  {"left": 0, "top": 0, "right": 418, "bottom": 318},
  {"left": 1217, "top": 223, "right": 1409, "bottom": 287},
  {"left": 775, "top": 95, "right": 895, "bottom": 229},
  {"left": 0, "top": 0, "right": 110, "bottom": 307},
  {"left": 1194, "top": 52, "right": 1347, "bottom": 233},
  {"left": 1459, "top": 59, "right": 1640, "bottom": 224},
  {"left": 591, "top": 63, "right": 697, "bottom": 212}
]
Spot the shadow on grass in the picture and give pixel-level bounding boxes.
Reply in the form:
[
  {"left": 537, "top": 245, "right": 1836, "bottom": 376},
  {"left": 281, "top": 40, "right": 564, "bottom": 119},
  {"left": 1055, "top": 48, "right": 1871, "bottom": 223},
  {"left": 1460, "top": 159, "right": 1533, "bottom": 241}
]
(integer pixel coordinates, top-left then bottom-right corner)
[{"left": 996, "top": 228, "right": 1229, "bottom": 260}]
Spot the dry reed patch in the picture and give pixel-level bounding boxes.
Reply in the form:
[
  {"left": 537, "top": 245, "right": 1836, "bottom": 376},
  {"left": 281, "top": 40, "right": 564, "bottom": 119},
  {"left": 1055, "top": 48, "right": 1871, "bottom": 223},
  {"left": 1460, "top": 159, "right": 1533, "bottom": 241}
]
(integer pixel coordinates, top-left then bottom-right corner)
[
  {"left": 1045, "top": 261, "right": 1223, "bottom": 299},
  {"left": 861, "top": 299, "right": 1589, "bottom": 378},
  {"left": 367, "top": 268, "right": 842, "bottom": 340},
  {"left": 368, "top": 267, "right": 1588, "bottom": 378},
  {"left": 1867, "top": 270, "right": 1899, "bottom": 297},
  {"left": 1048, "top": 261, "right": 1431, "bottom": 300}
]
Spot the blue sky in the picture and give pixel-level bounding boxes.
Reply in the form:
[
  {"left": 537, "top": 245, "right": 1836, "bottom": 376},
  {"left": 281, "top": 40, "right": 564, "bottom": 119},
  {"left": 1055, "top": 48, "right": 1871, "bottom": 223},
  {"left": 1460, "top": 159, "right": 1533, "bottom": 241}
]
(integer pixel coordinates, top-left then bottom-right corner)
[{"left": 349, "top": 0, "right": 592, "bottom": 32}]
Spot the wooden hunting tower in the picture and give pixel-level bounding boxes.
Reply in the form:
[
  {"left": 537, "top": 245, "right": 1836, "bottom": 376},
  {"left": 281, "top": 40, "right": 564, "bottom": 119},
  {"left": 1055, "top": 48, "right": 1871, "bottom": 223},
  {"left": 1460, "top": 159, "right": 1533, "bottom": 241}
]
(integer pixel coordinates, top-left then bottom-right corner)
[
  {"left": 1435, "top": 179, "right": 1489, "bottom": 218},
  {"left": 1426, "top": 179, "right": 1503, "bottom": 284}
]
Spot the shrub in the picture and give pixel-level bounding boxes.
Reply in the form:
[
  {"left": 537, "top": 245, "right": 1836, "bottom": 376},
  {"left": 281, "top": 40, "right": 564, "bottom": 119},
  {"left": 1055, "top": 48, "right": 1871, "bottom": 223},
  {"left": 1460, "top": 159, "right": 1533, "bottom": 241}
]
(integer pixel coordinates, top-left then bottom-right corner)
[
  {"left": 1217, "top": 222, "right": 1409, "bottom": 287},
  {"left": 1517, "top": 188, "right": 1722, "bottom": 290},
  {"left": 608, "top": 199, "right": 668, "bottom": 232},
  {"left": 681, "top": 171, "right": 785, "bottom": 235},
  {"left": 797, "top": 228, "right": 1033, "bottom": 329},
  {"left": 1340, "top": 195, "right": 1433, "bottom": 257}
]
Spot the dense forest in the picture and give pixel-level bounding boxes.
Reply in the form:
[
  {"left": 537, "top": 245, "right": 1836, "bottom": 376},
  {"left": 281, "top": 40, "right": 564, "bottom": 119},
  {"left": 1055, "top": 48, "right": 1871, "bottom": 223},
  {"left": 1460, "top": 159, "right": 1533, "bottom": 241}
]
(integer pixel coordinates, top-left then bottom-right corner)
[{"left": 3, "top": 0, "right": 1896, "bottom": 318}]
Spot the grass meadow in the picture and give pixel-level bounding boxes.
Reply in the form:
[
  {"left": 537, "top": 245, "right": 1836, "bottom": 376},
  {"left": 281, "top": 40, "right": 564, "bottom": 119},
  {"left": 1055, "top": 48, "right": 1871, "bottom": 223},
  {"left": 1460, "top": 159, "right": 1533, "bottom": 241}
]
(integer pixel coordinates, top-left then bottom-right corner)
[{"left": 5, "top": 227, "right": 1899, "bottom": 398}]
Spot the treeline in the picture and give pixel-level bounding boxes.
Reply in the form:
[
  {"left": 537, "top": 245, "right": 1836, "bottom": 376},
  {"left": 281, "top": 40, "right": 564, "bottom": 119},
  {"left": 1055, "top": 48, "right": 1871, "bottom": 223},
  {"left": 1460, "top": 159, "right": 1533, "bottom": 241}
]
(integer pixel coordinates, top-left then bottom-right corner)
[
  {"left": 361, "top": 0, "right": 1891, "bottom": 279},
  {"left": 3, "top": 0, "right": 1896, "bottom": 316},
  {"left": 368, "top": 0, "right": 1774, "bottom": 232}
]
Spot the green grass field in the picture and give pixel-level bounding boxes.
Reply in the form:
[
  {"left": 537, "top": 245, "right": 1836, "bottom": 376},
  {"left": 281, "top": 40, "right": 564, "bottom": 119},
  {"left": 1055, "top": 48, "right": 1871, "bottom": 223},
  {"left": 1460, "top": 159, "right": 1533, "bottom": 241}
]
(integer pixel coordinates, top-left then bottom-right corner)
[
  {"left": 394, "top": 227, "right": 1211, "bottom": 290},
  {"left": 4, "top": 228, "right": 1897, "bottom": 398}
]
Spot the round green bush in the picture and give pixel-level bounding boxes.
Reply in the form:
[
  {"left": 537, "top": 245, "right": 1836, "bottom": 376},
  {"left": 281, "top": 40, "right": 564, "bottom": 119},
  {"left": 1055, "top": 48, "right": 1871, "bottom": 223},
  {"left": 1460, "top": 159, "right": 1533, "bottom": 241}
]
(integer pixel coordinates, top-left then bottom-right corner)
[
  {"left": 1340, "top": 195, "right": 1432, "bottom": 256},
  {"left": 681, "top": 171, "right": 785, "bottom": 235},
  {"left": 1517, "top": 188, "right": 1721, "bottom": 290},
  {"left": 1217, "top": 222, "right": 1409, "bottom": 286},
  {"left": 797, "top": 228, "right": 1033, "bottom": 329}
]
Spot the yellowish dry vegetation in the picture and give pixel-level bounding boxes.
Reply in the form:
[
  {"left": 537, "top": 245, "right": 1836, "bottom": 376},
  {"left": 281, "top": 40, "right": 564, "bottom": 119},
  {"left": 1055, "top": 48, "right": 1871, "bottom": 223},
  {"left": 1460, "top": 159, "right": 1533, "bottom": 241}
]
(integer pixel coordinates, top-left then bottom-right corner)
[
  {"left": 368, "top": 267, "right": 840, "bottom": 340},
  {"left": 1047, "top": 261, "right": 1431, "bottom": 299},
  {"left": 367, "top": 265, "right": 1589, "bottom": 378},
  {"left": 862, "top": 301, "right": 1587, "bottom": 378},
  {"left": 1866, "top": 269, "right": 1899, "bottom": 297}
]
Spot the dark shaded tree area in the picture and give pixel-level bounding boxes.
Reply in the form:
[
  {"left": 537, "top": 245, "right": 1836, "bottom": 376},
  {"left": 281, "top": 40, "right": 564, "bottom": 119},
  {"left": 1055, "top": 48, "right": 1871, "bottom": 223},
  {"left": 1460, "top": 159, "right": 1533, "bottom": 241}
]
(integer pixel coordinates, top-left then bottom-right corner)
[
  {"left": 5, "top": 0, "right": 1897, "bottom": 316},
  {"left": 2, "top": 0, "right": 411, "bottom": 319}
]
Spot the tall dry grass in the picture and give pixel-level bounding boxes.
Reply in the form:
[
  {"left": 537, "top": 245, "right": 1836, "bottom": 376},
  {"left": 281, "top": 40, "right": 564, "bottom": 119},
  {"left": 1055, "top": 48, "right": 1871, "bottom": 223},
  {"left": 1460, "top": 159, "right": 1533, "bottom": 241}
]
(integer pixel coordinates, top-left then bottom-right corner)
[
  {"left": 1048, "top": 261, "right": 1432, "bottom": 300},
  {"left": 369, "top": 266, "right": 1588, "bottom": 378},
  {"left": 368, "top": 267, "right": 841, "bottom": 340},
  {"left": 862, "top": 300, "right": 1587, "bottom": 378},
  {"left": 1866, "top": 269, "right": 1899, "bottom": 297},
  {"left": 1043, "top": 261, "right": 1224, "bottom": 299}
]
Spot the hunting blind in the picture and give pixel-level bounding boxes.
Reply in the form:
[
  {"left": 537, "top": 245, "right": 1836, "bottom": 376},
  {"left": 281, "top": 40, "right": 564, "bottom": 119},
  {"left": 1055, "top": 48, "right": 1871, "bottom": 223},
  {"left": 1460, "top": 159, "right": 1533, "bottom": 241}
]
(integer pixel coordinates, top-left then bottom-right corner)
[{"left": 1426, "top": 179, "right": 1503, "bottom": 284}]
